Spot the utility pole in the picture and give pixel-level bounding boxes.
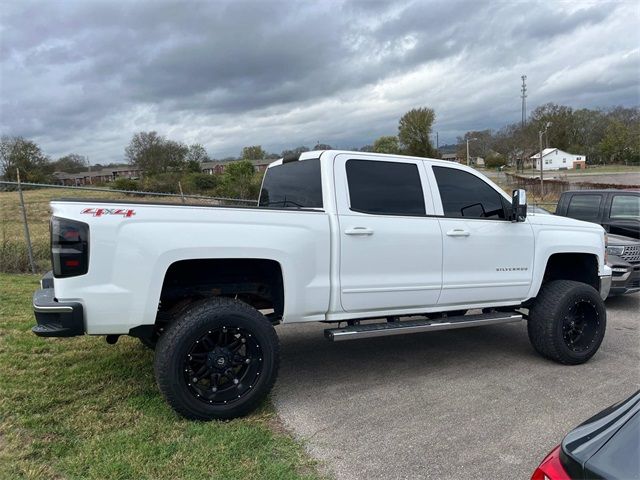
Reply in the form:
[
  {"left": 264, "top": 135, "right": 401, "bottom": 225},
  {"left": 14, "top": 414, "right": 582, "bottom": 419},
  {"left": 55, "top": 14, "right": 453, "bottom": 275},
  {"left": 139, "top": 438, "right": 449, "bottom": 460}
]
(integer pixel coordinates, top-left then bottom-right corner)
[
  {"left": 539, "top": 122, "right": 552, "bottom": 197},
  {"left": 86, "top": 156, "right": 92, "bottom": 185},
  {"left": 466, "top": 137, "right": 477, "bottom": 166},
  {"left": 520, "top": 75, "right": 527, "bottom": 173}
]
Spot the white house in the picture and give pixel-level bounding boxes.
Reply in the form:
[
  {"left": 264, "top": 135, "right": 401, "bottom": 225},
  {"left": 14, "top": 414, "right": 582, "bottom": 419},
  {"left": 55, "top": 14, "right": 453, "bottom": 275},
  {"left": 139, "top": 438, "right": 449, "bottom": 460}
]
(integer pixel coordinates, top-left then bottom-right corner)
[{"left": 530, "top": 148, "right": 586, "bottom": 171}]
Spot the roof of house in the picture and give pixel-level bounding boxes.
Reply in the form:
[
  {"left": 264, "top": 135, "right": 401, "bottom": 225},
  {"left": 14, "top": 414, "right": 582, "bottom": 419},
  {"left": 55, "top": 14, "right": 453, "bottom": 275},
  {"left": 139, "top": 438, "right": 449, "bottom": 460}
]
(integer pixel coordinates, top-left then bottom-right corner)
[
  {"left": 530, "top": 148, "right": 584, "bottom": 159},
  {"left": 530, "top": 148, "right": 558, "bottom": 159}
]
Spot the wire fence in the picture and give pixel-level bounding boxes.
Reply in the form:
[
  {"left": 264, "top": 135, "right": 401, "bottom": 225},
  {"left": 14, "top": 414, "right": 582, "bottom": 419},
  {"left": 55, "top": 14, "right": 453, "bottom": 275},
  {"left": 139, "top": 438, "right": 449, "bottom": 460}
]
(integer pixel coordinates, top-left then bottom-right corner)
[{"left": 0, "top": 180, "right": 257, "bottom": 274}]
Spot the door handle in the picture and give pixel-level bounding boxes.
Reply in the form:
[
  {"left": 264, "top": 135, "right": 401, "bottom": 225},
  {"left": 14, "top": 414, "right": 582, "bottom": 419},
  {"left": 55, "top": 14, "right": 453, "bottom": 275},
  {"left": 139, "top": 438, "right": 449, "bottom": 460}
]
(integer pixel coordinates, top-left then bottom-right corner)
[
  {"left": 446, "top": 228, "right": 470, "bottom": 237},
  {"left": 345, "top": 227, "right": 374, "bottom": 236}
]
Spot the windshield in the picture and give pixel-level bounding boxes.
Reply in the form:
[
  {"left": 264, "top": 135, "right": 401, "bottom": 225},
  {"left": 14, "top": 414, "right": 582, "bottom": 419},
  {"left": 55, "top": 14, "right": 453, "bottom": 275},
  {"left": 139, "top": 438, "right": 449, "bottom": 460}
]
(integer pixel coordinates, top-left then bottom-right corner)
[{"left": 259, "top": 159, "right": 323, "bottom": 209}]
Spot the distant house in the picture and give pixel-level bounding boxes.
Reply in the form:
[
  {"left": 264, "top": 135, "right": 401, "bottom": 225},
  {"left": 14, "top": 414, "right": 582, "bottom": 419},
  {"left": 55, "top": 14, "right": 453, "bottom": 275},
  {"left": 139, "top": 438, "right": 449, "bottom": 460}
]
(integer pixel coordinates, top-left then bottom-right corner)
[
  {"left": 441, "top": 153, "right": 460, "bottom": 162},
  {"left": 201, "top": 159, "right": 272, "bottom": 175},
  {"left": 53, "top": 166, "right": 142, "bottom": 186},
  {"left": 471, "top": 156, "right": 484, "bottom": 167},
  {"left": 530, "top": 148, "right": 586, "bottom": 171}
]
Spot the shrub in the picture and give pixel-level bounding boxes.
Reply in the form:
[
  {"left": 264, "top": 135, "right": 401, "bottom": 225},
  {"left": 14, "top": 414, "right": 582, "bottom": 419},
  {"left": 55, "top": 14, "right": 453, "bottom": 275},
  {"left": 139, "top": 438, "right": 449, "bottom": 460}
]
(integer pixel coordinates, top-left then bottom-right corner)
[
  {"left": 183, "top": 173, "right": 218, "bottom": 193},
  {"left": 111, "top": 177, "right": 140, "bottom": 191},
  {"left": 485, "top": 154, "right": 507, "bottom": 169},
  {"left": 140, "top": 173, "right": 181, "bottom": 194}
]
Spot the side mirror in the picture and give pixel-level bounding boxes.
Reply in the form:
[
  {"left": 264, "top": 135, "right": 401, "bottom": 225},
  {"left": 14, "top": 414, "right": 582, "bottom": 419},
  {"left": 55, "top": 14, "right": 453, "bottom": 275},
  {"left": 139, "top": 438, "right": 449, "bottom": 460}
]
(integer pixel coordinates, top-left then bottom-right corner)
[{"left": 511, "top": 189, "right": 527, "bottom": 222}]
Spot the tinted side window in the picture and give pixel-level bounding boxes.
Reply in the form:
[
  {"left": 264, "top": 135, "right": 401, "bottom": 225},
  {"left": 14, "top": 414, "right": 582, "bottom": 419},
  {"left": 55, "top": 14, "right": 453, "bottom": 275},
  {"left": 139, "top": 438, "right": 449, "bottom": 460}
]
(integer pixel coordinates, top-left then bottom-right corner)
[
  {"left": 345, "top": 160, "right": 425, "bottom": 216},
  {"left": 433, "top": 167, "right": 506, "bottom": 219},
  {"left": 259, "top": 159, "right": 322, "bottom": 208},
  {"left": 566, "top": 195, "right": 602, "bottom": 221},
  {"left": 610, "top": 195, "right": 639, "bottom": 219}
]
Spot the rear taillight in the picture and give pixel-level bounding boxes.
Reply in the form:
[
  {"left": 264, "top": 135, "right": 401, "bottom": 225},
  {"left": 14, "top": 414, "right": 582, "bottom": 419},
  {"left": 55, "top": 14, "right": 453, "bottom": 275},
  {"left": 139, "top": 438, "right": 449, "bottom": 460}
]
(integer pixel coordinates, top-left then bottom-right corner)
[
  {"left": 51, "top": 217, "right": 89, "bottom": 278},
  {"left": 531, "top": 445, "right": 570, "bottom": 480}
]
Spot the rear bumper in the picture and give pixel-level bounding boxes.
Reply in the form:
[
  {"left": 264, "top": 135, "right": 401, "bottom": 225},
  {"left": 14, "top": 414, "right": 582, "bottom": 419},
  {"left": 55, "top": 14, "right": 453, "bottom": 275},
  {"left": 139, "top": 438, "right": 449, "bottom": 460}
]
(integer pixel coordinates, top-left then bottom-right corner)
[{"left": 32, "top": 272, "right": 84, "bottom": 337}]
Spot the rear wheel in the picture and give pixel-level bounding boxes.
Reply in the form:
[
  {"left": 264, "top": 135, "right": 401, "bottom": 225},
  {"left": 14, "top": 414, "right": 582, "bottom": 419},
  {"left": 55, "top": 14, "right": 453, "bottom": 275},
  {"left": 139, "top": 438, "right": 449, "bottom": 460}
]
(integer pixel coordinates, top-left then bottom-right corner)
[
  {"left": 528, "top": 280, "right": 606, "bottom": 365},
  {"left": 154, "top": 297, "right": 279, "bottom": 420}
]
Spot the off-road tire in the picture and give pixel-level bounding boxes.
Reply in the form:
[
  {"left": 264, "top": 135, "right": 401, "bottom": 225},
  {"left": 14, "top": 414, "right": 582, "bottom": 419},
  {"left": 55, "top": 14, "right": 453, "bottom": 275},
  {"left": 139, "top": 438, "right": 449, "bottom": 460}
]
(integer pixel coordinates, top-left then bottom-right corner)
[
  {"left": 154, "top": 297, "right": 279, "bottom": 420},
  {"left": 528, "top": 280, "right": 606, "bottom": 365},
  {"left": 138, "top": 299, "right": 197, "bottom": 350}
]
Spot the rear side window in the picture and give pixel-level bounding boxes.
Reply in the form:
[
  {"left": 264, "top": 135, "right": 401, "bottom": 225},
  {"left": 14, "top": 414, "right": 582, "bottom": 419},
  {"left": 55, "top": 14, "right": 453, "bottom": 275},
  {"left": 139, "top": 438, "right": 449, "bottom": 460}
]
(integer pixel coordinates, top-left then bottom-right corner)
[
  {"left": 610, "top": 195, "right": 639, "bottom": 219},
  {"left": 566, "top": 195, "right": 602, "bottom": 221},
  {"left": 345, "top": 160, "right": 425, "bottom": 216},
  {"left": 259, "top": 159, "right": 322, "bottom": 208},
  {"left": 433, "top": 166, "right": 506, "bottom": 219}
]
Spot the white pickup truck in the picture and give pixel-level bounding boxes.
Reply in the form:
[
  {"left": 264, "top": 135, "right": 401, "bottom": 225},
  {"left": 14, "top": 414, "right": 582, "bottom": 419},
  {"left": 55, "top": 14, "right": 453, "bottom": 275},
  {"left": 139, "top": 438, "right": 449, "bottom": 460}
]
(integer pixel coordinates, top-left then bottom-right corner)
[{"left": 33, "top": 150, "right": 612, "bottom": 420}]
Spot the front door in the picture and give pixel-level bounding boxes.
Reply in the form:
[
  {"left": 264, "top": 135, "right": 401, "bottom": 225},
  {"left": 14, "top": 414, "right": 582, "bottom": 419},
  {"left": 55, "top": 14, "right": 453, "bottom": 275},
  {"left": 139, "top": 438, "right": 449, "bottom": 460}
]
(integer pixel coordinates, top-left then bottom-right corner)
[
  {"left": 334, "top": 154, "right": 442, "bottom": 313},
  {"left": 428, "top": 165, "right": 535, "bottom": 306}
]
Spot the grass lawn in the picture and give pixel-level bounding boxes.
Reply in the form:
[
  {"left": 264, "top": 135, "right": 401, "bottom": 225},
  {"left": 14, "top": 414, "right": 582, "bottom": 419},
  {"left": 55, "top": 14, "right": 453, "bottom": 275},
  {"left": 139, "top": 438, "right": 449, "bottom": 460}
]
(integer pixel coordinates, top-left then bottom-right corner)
[{"left": 0, "top": 273, "right": 321, "bottom": 480}]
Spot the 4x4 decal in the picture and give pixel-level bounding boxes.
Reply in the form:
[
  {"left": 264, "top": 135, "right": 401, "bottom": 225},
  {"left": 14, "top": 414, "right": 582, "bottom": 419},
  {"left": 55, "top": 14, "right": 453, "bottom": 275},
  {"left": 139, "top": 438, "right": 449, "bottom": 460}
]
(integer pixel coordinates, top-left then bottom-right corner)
[{"left": 81, "top": 208, "right": 136, "bottom": 218}]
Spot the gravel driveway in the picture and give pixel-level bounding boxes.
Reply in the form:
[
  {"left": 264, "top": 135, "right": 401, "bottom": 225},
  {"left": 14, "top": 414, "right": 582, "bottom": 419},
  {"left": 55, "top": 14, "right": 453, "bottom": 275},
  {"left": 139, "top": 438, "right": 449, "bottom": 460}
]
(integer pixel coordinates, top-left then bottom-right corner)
[{"left": 273, "top": 294, "right": 640, "bottom": 480}]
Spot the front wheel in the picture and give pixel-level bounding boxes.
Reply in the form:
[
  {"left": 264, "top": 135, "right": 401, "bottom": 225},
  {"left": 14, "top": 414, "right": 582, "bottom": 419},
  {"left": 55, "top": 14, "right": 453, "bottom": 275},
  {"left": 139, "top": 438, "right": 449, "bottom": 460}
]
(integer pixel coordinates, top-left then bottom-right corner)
[
  {"left": 528, "top": 280, "right": 606, "bottom": 365},
  {"left": 154, "top": 297, "right": 279, "bottom": 420}
]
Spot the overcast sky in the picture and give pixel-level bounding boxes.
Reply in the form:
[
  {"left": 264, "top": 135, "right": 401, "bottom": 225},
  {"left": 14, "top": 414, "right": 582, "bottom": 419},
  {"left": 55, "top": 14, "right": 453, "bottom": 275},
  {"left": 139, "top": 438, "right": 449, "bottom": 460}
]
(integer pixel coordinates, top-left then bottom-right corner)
[{"left": 1, "top": 0, "right": 639, "bottom": 164}]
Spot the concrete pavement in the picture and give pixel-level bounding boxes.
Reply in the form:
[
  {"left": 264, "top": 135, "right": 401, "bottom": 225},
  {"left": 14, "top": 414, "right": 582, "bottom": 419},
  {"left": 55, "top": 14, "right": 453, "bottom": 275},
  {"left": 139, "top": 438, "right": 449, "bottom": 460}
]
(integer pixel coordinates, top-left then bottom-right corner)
[{"left": 273, "top": 294, "right": 640, "bottom": 479}]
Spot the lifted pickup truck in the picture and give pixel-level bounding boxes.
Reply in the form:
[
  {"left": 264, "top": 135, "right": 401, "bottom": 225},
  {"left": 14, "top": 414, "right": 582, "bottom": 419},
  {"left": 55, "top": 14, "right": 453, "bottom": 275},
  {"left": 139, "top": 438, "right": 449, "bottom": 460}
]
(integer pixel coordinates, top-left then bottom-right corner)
[{"left": 33, "top": 151, "right": 612, "bottom": 420}]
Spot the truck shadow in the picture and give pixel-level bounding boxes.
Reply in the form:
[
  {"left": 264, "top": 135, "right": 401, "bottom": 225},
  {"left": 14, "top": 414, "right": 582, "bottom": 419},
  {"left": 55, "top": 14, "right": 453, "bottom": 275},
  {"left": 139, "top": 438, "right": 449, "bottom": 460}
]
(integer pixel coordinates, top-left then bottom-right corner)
[{"left": 275, "top": 321, "right": 536, "bottom": 392}]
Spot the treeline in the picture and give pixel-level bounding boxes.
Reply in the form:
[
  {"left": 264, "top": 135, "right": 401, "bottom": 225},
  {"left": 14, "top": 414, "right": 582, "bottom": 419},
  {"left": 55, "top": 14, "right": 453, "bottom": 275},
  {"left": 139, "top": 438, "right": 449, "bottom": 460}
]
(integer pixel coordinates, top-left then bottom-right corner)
[
  {"left": 455, "top": 104, "right": 640, "bottom": 169},
  {"left": 1, "top": 103, "right": 637, "bottom": 196}
]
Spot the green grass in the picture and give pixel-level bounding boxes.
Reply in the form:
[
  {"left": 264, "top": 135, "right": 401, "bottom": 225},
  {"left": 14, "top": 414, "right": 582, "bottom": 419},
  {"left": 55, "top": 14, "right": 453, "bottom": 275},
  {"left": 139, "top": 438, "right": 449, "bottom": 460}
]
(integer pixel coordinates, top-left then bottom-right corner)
[{"left": 0, "top": 273, "right": 321, "bottom": 480}]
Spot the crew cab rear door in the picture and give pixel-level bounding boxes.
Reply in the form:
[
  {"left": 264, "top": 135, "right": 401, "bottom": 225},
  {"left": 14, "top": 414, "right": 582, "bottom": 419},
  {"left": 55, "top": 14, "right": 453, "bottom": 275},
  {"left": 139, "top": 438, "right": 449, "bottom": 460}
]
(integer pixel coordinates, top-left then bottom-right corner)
[
  {"left": 334, "top": 154, "right": 442, "bottom": 313},
  {"left": 427, "top": 164, "right": 535, "bottom": 306}
]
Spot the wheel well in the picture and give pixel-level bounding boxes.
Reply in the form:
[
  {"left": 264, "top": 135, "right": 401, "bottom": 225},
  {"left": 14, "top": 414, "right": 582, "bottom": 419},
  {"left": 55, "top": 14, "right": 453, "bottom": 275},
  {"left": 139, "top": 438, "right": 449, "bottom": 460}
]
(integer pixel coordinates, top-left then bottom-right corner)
[
  {"left": 158, "top": 258, "right": 284, "bottom": 324},
  {"left": 542, "top": 253, "right": 599, "bottom": 290}
]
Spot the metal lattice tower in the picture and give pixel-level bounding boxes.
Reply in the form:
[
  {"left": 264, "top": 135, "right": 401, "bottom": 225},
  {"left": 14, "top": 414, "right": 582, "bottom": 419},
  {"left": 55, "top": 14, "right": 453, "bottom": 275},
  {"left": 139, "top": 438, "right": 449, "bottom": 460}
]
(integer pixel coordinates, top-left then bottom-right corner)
[{"left": 520, "top": 75, "right": 527, "bottom": 127}]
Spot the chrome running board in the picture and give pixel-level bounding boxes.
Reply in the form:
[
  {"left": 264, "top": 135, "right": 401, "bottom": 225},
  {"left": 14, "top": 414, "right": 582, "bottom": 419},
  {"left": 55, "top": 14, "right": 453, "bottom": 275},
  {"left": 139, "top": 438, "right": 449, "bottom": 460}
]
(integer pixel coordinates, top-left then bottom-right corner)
[{"left": 324, "top": 312, "right": 522, "bottom": 342}]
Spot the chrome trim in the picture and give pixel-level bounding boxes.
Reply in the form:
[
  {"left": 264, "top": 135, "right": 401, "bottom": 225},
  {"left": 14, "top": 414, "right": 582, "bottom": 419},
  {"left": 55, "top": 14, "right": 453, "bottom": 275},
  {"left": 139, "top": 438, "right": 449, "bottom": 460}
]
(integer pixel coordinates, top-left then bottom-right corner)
[
  {"left": 326, "top": 313, "right": 522, "bottom": 341},
  {"left": 33, "top": 303, "right": 73, "bottom": 313},
  {"left": 599, "top": 274, "right": 612, "bottom": 300}
]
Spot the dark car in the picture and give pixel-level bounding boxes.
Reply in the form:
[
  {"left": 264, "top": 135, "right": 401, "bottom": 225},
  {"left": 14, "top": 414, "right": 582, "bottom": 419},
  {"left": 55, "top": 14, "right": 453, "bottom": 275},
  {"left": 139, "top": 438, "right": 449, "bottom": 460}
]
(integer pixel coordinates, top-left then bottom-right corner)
[
  {"left": 531, "top": 390, "right": 640, "bottom": 480},
  {"left": 556, "top": 189, "right": 640, "bottom": 239},
  {"left": 607, "top": 233, "right": 640, "bottom": 296}
]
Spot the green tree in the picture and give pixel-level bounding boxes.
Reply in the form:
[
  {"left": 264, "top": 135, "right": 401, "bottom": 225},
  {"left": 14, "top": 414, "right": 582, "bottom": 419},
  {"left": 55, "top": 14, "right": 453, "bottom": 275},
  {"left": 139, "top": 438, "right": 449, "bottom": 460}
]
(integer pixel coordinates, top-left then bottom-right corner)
[
  {"left": 0, "top": 136, "right": 52, "bottom": 182},
  {"left": 398, "top": 107, "right": 436, "bottom": 157},
  {"left": 281, "top": 146, "right": 309, "bottom": 158},
  {"left": 313, "top": 143, "right": 333, "bottom": 150},
  {"left": 125, "top": 131, "right": 188, "bottom": 174},
  {"left": 598, "top": 120, "right": 638, "bottom": 164},
  {"left": 241, "top": 145, "right": 266, "bottom": 160},
  {"left": 217, "top": 160, "right": 260, "bottom": 199},
  {"left": 485, "top": 152, "right": 507, "bottom": 169},
  {"left": 52, "top": 153, "right": 87, "bottom": 173},
  {"left": 187, "top": 144, "right": 209, "bottom": 162},
  {"left": 372, "top": 136, "right": 401, "bottom": 154}
]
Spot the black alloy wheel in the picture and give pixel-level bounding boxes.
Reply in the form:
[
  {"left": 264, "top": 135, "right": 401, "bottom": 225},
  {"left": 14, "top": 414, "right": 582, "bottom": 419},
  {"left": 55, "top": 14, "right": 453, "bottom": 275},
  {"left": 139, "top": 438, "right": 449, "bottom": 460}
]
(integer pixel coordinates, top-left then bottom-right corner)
[
  {"left": 183, "top": 326, "right": 262, "bottom": 406},
  {"left": 528, "top": 279, "right": 606, "bottom": 365},
  {"left": 561, "top": 300, "right": 601, "bottom": 353},
  {"left": 154, "top": 297, "right": 279, "bottom": 420}
]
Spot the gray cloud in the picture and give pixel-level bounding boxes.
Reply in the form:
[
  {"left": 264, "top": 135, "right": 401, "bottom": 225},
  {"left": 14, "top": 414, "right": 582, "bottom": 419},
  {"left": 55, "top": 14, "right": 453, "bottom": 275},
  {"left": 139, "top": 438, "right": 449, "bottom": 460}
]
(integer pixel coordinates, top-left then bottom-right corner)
[{"left": 0, "top": 0, "right": 638, "bottom": 162}]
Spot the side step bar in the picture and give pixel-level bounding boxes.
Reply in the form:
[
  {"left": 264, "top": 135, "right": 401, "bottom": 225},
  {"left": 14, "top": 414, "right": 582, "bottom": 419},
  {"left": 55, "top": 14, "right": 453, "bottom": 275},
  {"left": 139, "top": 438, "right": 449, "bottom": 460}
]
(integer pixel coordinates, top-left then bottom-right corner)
[{"left": 324, "top": 312, "right": 522, "bottom": 342}]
